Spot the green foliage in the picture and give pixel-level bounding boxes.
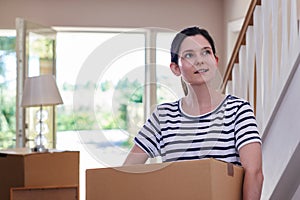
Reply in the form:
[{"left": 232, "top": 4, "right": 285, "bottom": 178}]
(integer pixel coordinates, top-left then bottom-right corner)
[
  {"left": 57, "top": 111, "right": 96, "bottom": 131},
  {"left": 100, "top": 80, "right": 113, "bottom": 92},
  {"left": 97, "top": 112, "right": 119, "bottom": 129},
  {"left": 62, "top": 81, "right": 100, "bottom": 92},
  {"left": 30, "top": 38, "right": 54, "bottom": 59},
  {"left": 0, "top": 37, "right": 15, "bottom": 51},
  {"left": 114, "top": 78, "right": 143, "bottom": 130},
  {"left": 115, "top": 78, "right": 143, "bottom": 103},
  {"left": 0, "top": 96, "right": 16, "bottom": 128},
  {"left": 0, "top": 37, "right": 16, "bottom": 149},
  {"left": 57, "top": 78, "right": 143, "bottom": 133},
  {"left": 0, "top": 130, "right": 15, "bottom": 149},
  {"left": 62, "top": 82, "right": 75, "bottom": 91},
  {"left": 0, "top": 37, "right": 16, "bottom": 79},
  {"left": 121, "top": 136, "right": 134, "bottom": 148},
  {"left": 129, "top": 86, "right": 143, "bottom": 103},
  {"left": 117, "top": 104, "right": 127, "bottom": 129}
]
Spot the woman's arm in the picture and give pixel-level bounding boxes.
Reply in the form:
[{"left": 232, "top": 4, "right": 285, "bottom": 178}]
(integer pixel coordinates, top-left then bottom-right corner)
[
  {"left": 239, "top": 142, "right": 264, "bottom": 200},
  {"left": 123, "top": 144, "right": 149, "bottom": 166}
]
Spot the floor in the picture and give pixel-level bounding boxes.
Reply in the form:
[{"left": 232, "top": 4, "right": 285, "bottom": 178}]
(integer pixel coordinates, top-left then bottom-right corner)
[{"left": 56, "top": 130, "right": 130, "bottom": 200}]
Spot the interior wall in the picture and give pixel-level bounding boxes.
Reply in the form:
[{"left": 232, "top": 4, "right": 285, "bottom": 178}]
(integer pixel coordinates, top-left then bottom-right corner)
[
  {"left": 0, "top": 0, "right": 251, "bottom": 76},
  {"left": 1, "top": 0, "right": 223, "bottom": 30},
  {"left": 0, "top": 0, "right": 228, "bottom": 74},
  {"left": 223, "top": 0, "right": 252, "bottom": 21},
  {"left": 223, "top": 0, "right": 252, "bottom": 67}
]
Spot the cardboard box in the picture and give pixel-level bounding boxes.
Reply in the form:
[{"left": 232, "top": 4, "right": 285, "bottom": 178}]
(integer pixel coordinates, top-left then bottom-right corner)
[
  {"left": 10, "top": 185, "right": 79, "bottom": 200},
  {"left": 86, "top": 158, "right": 244, "bottom": 200},
  {"left": 0, "top": 149, "right": 79, "bottom": 200}
]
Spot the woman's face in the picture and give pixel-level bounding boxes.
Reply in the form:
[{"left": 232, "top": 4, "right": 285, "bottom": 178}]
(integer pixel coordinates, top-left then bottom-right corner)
[{"left": 177, "top": 34, "right": 218, "bottom": 86}]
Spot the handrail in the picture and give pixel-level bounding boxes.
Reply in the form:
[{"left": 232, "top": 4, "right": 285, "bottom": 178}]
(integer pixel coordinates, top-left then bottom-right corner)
[{"left": 221, "top": 0, "right": 261, "bottom": 93}]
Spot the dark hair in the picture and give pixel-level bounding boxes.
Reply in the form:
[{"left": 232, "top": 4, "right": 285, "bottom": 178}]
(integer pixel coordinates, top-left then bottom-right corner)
[{"left": 170, "top": 26, "right": 216, "bottom": 64}]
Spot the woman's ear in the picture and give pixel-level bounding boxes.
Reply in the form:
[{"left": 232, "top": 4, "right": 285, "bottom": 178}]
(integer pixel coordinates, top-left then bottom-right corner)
[
  {"left": 215, "top": 55, "right": 219, "bottom": 64},
  {"left": 170, "top": 62, "right": 181, "bottom": 76}
]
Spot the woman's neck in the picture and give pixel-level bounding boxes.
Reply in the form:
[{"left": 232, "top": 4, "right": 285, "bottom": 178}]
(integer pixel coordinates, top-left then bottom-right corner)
[{"left": 181, "top": 84, "right": 225, "bottom": 116}]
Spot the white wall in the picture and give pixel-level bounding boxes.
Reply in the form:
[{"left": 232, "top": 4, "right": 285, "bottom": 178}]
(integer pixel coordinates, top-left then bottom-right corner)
[
  {"left": 0, "top": 0, "right": 228, "bottom": 73},
  {"left": 223, "top": 0, "right": 252, "bottom": 21},
  {"left": 0, "top": 0, "right": 223, "bottom": 30},
  {"left": 223, "top": 0, "right": 252, "bottom": 67},
  {"left": 0, "top": 0, "right": 251, "bottom": 75}
]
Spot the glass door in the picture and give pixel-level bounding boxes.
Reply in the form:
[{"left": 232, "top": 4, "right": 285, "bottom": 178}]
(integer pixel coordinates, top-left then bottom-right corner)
[{"left": 16, "top": 18, "right": 57, "bottom": 149}]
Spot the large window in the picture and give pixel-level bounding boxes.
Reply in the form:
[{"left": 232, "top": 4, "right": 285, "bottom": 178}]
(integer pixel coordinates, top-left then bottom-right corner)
[
  {"left": 0, "top": 27, "right": 182, "bottom": 199},
  {"left": 0, "top": 28, "right": 183, "bottom": 154}
]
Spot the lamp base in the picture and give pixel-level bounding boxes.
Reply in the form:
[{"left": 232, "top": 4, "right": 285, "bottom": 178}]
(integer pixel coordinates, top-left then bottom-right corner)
[{"left": 32, "top": 145, "right": 48, "bottom": 153}]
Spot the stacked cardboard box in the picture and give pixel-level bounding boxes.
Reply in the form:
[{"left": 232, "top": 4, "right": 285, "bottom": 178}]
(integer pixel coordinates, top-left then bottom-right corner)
[
  {"left": 10, "top": 185, "right": 78, "bottom": 200},
  {"left": 0, "top": 149, "right": 79, "bottom": 200}
]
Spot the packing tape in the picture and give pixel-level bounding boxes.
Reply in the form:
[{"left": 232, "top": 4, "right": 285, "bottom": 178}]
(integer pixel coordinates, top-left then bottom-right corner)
[{"left": 227, "top": 162, "right": 234, "bottom": 176}]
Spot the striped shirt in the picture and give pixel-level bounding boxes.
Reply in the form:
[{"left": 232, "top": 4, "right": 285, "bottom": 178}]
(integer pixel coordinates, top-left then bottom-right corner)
[{"left": 134, "top": 95, "right": 261, "bottom": 165}]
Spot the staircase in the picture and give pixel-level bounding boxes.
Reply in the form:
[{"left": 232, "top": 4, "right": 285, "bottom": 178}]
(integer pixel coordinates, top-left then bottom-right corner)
[{"left": 221, "top": 0, "right": 300, "bottom": 199}]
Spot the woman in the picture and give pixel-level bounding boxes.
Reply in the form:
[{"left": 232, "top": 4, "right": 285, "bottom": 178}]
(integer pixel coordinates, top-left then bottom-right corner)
[{"left": 123, "top": 26, "right": 263, "bottom": 199}]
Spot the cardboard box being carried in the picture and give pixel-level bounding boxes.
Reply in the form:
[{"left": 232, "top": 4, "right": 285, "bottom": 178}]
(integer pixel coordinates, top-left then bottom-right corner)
[
  {"left": 0, "top": 149, "right": 79, "bottom": 200},
  {"left": 86, "top": 158, "right": 244, "bottom": 200}
]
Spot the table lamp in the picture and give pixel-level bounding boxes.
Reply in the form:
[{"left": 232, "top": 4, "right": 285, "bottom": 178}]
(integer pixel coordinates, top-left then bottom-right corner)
[{"left": 21, "top": 74, "right": 63, "bottom": 152}]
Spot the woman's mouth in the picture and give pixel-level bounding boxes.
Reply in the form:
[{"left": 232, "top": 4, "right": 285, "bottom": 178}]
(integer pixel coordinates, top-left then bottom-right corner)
[{"left": 194, "top": 68, "right": 209, "bottom": 74}]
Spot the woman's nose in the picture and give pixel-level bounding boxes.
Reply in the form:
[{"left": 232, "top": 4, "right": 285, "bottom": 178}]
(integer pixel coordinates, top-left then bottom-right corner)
[{"left": 194, "top": 54, "right": 204, "bottom": 66}]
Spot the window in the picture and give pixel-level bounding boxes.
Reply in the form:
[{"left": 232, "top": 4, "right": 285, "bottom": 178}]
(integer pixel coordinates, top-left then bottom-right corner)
[
  {"left": 156, "top": 32, "right": 184, "bottom": 103},
  {"left": 0, "top": 30, "right": 16, "bottom": 149},
  {"left": 55, "top": 30, "right": 146, "bottom": 166},
  {"left": 2, "top": 27, "right": 182, "bottom": 199}
]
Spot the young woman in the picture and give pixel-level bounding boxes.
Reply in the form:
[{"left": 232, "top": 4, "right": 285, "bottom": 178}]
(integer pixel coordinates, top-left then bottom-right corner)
[{"left": 123, "top": 26, "right": 263, "bottom": 200}]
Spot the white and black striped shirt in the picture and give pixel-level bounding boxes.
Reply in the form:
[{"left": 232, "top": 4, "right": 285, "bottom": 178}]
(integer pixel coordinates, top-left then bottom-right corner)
[{"left": 134, "top": 95, "right": 261, "bottom": 165}]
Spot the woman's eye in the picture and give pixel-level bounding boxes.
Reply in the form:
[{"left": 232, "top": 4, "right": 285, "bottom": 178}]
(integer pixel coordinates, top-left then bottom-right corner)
[
  {"left": 184, "top": 53, "right": 194, "bottom": 59},
  {"left": 201, "top": 50, "right": 211, "bottom": 56}
]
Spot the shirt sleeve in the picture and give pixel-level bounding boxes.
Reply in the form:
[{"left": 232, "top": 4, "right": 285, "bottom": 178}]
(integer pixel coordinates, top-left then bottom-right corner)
[
  {"left": 234, "top": 102, "right": 262, "bottom": 150},
  {"left": 134, "top": 106, "right": 161, "bottom": 158}
]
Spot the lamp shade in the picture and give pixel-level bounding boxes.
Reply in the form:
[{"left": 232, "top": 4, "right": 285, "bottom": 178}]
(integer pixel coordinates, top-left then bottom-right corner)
[{"left": 21, "top": 74, "right": 63, "bottom": 107}]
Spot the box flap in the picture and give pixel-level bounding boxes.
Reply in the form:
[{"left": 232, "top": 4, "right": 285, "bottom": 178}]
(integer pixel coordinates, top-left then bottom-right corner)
[
  {"left": 210, "top": 159, "right": 244, "bottom": 200},
  {"left": 0, "top": 148, "right": 32, "bottom": 155}
]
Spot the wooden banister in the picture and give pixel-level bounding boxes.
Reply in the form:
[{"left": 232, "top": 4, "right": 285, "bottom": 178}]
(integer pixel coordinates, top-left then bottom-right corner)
[{"left": 221, "top": 0, "right": 261, "bottom": 93}]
